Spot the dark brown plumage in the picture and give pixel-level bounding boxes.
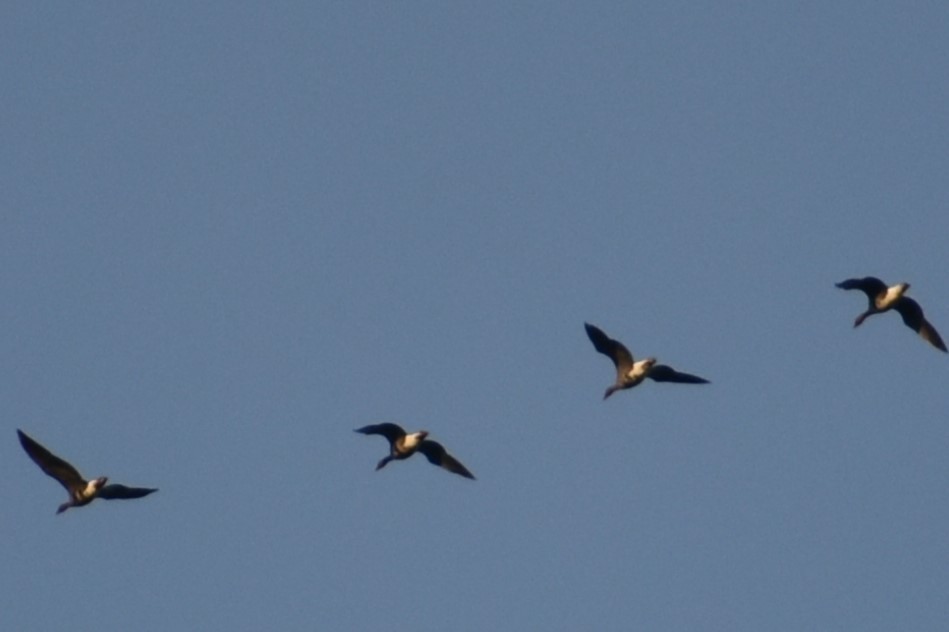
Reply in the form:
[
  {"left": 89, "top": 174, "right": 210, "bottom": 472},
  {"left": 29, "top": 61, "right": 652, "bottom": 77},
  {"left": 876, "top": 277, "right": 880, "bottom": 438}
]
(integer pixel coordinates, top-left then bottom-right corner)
[
  {"left": 17, "top": 429, "right": 158, "bottom": 514},
  {"left": 836, "top": 277, "right": 946, "bottom": 352},
  {"left": 584, "top": 322, "right": 709, "bottom": 399},
  {"left": 355, "top": 423, "right": 475, "bottom": 479}
]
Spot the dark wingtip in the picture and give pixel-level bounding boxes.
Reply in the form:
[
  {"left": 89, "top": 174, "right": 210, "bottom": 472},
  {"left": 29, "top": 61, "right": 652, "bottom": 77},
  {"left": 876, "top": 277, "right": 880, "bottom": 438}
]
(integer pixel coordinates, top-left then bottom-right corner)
[
  {"left": 16, "top": 429, "right": 35, "bottom": 451},
  {"left": 451, "top": 465, "right": 476, "bottom": 480}
]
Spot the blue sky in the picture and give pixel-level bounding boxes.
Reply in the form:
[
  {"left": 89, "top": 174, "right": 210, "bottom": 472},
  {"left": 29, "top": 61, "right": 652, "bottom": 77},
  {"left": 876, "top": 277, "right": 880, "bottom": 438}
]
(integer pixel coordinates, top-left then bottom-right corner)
[{"left": 3, "top": 2, "right": 949, "bottom": 630}]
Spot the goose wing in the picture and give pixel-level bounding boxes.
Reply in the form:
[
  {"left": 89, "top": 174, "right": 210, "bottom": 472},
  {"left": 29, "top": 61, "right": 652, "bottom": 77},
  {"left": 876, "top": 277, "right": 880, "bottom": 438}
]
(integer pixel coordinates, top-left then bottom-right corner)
[
  {"left": 98, "top": 484, "right": 158, "bottom": 500},
  {"left": 584, "top": 322, "right": 634, "bottom": 376},
  {"left": 417, "top": 440, "right": 475, "bottom": 479},
  {"left": 836, "top": 277, "right": 887, "bottom": 305},
  {"left": 648, "top": 364, "right": 710, "bottom": 384},
  {"left": 17, "top": 429, "right": 86, "bottom": 493},
  {"left": 893, "top": 298, "right": 947, "bottom": 352},
  {"left": 354, "top": 423, "right": 407, "bottom": 445}
]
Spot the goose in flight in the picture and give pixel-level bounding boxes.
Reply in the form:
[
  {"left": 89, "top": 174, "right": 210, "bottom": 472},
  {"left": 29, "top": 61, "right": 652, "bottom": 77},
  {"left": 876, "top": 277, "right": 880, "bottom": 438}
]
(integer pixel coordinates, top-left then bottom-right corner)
[
  {"left": 584, "top": 322, "right": 709, "bottom": 399},
  {"left": 355, "top": 423, "right": 475, "bottom": 479},
  {"left": 17, "top": 429, "right": 158, "bottom": 514},
  {"left": 836, "top": 277, "right": 946, "bottom": 352}
]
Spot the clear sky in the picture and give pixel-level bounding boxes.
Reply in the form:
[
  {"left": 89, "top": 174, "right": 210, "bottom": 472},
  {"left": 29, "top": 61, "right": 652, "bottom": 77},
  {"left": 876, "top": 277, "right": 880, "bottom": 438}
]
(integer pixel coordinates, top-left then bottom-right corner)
[{"left": 2, "top": 3, "right": 948, "bottom": 631}]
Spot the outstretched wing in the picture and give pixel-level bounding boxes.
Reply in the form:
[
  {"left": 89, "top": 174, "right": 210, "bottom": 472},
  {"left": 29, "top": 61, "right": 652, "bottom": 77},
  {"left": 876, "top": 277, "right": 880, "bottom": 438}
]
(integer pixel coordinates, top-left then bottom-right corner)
[
  {"left": 648, "top": 364, "right": 710, "bottom": 384},
  {"left": 17, "top": 429, "right": 85, "bottom": 493},
  {"left": 894, "top": 298, "right": 948, "bottom": 352},
  {"left": 417, "top": 440, "right": 475, "bottom": 480},
  {"left": 584, "top": 322, "right": 634, "bottom": 376},
  {"left": 98, "top": 484, "right": 158, "bottom": 501},
  {"left": 836, "top": 277, "right": 886, "bottom": 305},
  {"left": 354, "top": 423, "right": 407, "bottom": 444}
]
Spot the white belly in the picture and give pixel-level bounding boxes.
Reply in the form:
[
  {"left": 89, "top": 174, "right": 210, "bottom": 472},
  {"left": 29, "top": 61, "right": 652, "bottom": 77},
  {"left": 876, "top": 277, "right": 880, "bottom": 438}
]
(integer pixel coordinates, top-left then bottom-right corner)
[
  {"left": 627, "top": 360, "right": 653, "bottom": 384},
  {"left": 81, "top": 480, "right": 100, "bottom": 500},
  {"left": 879, "top": 284, "right": 907, "bottom": 309},
  {"left": 402, "top": 433, "right": 425, "bottom": 450}
]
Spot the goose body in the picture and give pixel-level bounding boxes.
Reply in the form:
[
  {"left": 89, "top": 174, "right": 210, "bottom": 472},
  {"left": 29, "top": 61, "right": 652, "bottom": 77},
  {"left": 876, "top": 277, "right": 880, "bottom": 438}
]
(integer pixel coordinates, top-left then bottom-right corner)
[
  {"left": 17, "top": 429, "right": 158, "bottom": 514},
  {"left": 584, "top": 322, "right": 709, "bottom": 399},
  {"left": 355, "top": 423, "right": 475, "bottom": 479},
  {"left": 836, "top": 277, "right": 946, "bottom": 352}
]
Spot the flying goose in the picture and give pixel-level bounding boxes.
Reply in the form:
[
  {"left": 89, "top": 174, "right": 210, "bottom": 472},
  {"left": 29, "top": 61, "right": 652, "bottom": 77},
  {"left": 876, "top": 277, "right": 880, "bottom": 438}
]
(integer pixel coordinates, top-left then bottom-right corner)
[
  {"left": 355, "top": 423, "right": 475, "bottom": 479},
  {"left": 836, "top": 277, "right": 946, "bottom": 352},
  {"left": 17, "top": 429, "right": 158, "bottom": 514},
  {"left": 584, "top": 322, "right": 709, "bottom": 399}
]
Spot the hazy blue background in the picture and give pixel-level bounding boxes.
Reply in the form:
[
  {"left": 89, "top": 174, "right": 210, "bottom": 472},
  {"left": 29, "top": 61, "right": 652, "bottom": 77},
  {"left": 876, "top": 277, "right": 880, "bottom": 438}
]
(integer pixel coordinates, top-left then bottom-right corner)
[{"left": 3, "top": 3, "right": 948, "bottom": 630}]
